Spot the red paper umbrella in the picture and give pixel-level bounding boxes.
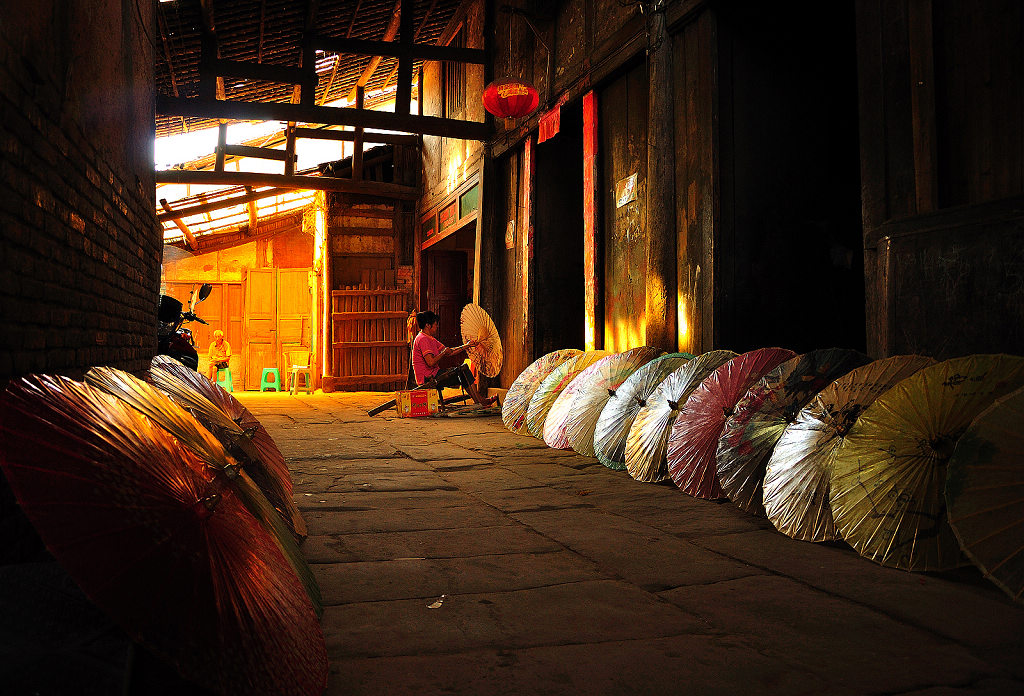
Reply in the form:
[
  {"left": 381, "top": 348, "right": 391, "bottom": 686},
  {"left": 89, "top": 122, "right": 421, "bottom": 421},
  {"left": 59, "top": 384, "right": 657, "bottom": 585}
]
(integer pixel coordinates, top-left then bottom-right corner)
[
  {"left": 668, "top": 347, "right": 796, "bottom": 499},
  {"left": 482, "top": 78, "right": 540, "bottom": 119},
  {"left": 717, "top": 348, "right": 871, "bottom": 516},
  {"left": 148, "top": 355, "right": 306, "bottom": 540},
  {"left": 0, "top": 375, "right": 327, "bottom": 696}
]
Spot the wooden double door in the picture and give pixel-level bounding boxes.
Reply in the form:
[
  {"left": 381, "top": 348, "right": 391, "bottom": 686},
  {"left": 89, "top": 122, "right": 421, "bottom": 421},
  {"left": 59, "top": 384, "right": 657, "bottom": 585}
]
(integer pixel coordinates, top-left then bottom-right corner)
[{"left": 245, "top": 268, "right": 314, "bottom": 390}]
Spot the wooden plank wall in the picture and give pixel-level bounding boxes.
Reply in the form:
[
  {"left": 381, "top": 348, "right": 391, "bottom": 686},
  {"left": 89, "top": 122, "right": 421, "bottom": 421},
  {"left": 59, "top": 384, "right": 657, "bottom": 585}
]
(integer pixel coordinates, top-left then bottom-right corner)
[
  {"left": 858, "top": 0, "right": 1024, "bottom": 358},
  {"left": 494, "top": 145, "right": 530, "bottom": 389}
]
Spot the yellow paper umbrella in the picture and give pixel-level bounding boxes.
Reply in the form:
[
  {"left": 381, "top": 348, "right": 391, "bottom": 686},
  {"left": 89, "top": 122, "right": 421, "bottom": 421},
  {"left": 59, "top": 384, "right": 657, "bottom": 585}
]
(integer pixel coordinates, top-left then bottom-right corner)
[
  {"left": 502, "top": 349, "right": 583, "bottom": 434},
  {"left": 717, "top": 348, "right": 870, "bottom": 516},
  {"left": 831, "top": 354, "right": 1024, "bottom": 571},
  {"left": 947, "top": 385, "right": 1024, "bottom": 604},
  {"left": 593, "top": 353, "right": 693, "bottom": 470},
  {"left": 763, "top": 355, "right": 936, "bottom": 542},
  {"left": 525, "top": 351, "right": 610, "bottom": 439},
  {"left": 626, "top": 350, "right": 738, "bottom": 483},
  {"left": 461, "top": 303, "right": 503, "bottom": 378}
]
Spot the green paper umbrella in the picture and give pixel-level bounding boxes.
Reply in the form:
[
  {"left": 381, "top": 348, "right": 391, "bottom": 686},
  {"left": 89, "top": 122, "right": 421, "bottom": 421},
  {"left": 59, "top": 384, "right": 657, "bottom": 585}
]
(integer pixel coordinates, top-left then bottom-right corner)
[
  {"left": 525, "top": 351, "right": 610, "bottom": 439},
  {"left": 502, "top": 349, "right": 583, "bottom": 434}
]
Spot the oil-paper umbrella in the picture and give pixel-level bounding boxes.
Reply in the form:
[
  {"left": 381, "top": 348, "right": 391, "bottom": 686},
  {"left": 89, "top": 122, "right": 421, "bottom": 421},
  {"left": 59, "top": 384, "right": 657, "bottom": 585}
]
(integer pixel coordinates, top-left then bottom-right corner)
[
  {"left": 593, "top": 353, "right": 693, "bottom": 470},
  {"left": 502, "top": 349, "right": 583, "bottom": 434},
  {"left": 84, "top": 366, "right": 322, "bottom": 615},
  {"left": 564, "top": 346, "right": 664, "bottom": 457},
  {"left": 626, "top": 350, "right": 738, "bottom": 483},
  {"left": 762, "top": 355, "right": 936, "bottom": 542},
  {"left": 543, "top": 347, "right": 661, "bottom": 451},
  {"left": 525, "top": 351, "right": 610, "bottom": 439},
  {"left": 717, "top": 348, "right": 870, "bottom": 516},
  {"left": 947, "top": 384, "right": 1024, "bottom": 604},
  {"left": 0, "top": 376, "right": 328, "bottom": 696},
  {"left": 668, "top": 347, "right": 796, "bottom": 499},
  {"left": 148, "top": 355, "right": 306, "bottom": 541},
  {"left": 461, "top": 303, "right": 503, "bottom": 378},
  {"left": 831, "top": 354, "right": 1024, "bottom": 571}
]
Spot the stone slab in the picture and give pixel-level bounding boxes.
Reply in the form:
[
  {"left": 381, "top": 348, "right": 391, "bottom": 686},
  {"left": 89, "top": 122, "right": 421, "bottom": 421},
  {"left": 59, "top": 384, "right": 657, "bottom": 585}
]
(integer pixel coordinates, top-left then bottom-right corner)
[
  {"left": 471, "top": 486, "right": 597, "bottom": 513},
  {"left": 436, "top": 467, "right": 544, "bottom": 492},
  {"left": 294, "top": 488, "right": 478, "bottom": 511},
  {"left": 303, "top": 505, "right": 515, "bottom": 534},
  {"left": 396, "top": 443, "right": 484, "bottom": 461},
  {"left": 319, "top": 524, "right": 562, "bottom": 561}
]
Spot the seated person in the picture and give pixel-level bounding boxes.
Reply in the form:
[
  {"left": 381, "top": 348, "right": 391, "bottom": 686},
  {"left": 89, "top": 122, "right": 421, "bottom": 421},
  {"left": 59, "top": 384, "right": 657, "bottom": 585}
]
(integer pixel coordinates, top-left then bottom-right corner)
[
  {"left": 206, "top": 329, "right": 231, "bottom": 381},
  {"left": 412, "top": 310, "right": 496, "bottom": 406}
]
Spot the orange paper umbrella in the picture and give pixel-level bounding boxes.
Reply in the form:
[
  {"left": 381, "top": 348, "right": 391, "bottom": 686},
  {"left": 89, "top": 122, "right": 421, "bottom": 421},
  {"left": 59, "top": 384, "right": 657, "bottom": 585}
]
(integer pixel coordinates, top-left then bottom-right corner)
[
  {"left": 543, "top": 347, "right": 661, "bottom": 451},
  {"left": 947, "top": 384, "right": 1024, "bottom": 603},
  {"left": 525, "top": 351, "right": 610, "bottom": 439},
  {"left": 762, "top": 355, "right": 936, "bottom": 542},
  {"left": 593, "top": 353, "right": 693, "bottom": 470},
  {"left": 831, "top": 354, "right": 1024, "bottom": 571},
  {"left": 0, "top": 375, "right": 327, "bottom": 696},
  {"left": 717, "top": 348, "right": 870, "bottom": 515},
  {"left": 502, "top": 349, "right": 583, "bottom": 434},
  {"left": 668, "top": 347, "right": 796, "bottom": 499},
  {"left": 461, "top": 303, "right": 503, "bottom": 378},
  {"left": 626, "top": 350, "right": 738, "bottom": 483}
]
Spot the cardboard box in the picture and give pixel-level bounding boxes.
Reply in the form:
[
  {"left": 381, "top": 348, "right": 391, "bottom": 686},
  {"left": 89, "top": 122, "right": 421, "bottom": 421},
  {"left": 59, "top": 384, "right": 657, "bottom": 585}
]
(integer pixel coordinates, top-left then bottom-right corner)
[{"left": 395, "top": 388, "right": 440, "bottom": 418}]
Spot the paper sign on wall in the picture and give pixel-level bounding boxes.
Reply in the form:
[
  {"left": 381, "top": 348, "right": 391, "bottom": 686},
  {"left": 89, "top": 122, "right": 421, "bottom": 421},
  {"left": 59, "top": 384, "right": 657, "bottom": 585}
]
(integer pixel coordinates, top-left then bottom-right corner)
[
  {"left": 505, "top": 219, "right": 516, "bottom": 249},
  {"left": 615, "top": 173, "right": 638, "bottom": 208}
]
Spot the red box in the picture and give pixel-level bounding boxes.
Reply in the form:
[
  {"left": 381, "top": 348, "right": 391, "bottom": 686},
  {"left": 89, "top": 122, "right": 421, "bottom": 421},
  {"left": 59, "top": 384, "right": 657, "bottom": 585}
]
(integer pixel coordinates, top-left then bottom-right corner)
[{"left": 395, "top": 389, "right": 440, "bottom": 418}]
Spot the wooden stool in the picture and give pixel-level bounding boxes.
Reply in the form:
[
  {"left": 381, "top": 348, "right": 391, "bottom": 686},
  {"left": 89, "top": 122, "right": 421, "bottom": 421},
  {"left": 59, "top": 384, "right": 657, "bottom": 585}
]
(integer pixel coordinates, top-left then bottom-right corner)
[{"left": 260, "top": 368, "right": 281, "bottom": 392}]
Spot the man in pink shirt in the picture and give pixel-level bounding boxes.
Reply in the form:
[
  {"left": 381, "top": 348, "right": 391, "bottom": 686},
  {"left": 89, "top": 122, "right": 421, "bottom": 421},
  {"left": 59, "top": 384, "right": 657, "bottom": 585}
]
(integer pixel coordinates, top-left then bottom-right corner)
[{"left": 412, "top": 310, "right": 496, "bottom": 406}]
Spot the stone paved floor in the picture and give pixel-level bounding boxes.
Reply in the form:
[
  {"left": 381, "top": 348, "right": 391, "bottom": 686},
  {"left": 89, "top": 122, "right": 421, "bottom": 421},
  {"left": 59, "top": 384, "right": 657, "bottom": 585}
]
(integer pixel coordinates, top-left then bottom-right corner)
[{"left": 238, "top": 391, "right": 1024, "bottom": 696}]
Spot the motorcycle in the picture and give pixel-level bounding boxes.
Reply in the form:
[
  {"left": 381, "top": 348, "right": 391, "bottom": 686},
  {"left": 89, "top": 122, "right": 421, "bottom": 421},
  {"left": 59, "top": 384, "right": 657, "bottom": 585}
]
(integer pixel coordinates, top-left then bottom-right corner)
[{"left": 157, "top": 283, "right": 213, "bottom": 370}]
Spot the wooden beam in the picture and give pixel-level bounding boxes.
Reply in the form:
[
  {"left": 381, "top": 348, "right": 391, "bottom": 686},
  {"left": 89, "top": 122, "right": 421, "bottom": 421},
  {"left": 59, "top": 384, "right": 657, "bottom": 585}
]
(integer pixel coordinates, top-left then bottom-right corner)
[
  {"left": 160, "top": 199, "right": 199, "bottom": 249},
  {"left": 396, "top": 0, "right": 414, "bottom": 115},
  {"left": 244, "top": 186, "right": 259, "bottom": 232},
  {"left": 155, "top": 169, "right": 418, "bottom": 198},
  {"left": 313, "top": 36, "right": 486, "bottom": 64},
  {"left": 157, "top": 186, "right": 290, "bottom": 222},
  {"left": 223, "top": 144, "right": 295, "bottom": 161},
  {"left": 212, "top": 59, "right": 308, "bottom": 85},
  {"left": 319, "top": 0, "right": 363, "bottom": 105},
  {"left": 292, "top": 126, "right": 418, "bottom": 146},
  {"left": 156, "top": 95, "right": 490, "bottom": 140},
  {"left": 300, "top": 0, "right": 321, "bottom": 106},
  {"left": 346, "top": 0, "right": 402, "bottom": 104},
  {"left": 353, "top": 86, "right": 365, "bottom": 181}
]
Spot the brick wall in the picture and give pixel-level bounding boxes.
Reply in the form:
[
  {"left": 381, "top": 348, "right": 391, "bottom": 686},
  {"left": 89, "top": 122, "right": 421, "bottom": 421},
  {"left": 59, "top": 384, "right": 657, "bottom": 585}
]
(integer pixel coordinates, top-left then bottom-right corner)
[{"left": 0, "top": 2, "right": 160, "bottom": 381}]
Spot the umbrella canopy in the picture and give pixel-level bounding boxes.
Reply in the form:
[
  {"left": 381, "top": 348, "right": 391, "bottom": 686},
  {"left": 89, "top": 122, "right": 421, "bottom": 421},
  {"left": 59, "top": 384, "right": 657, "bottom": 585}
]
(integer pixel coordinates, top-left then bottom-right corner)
[
  {"left": 525, "top": 351, "right": 610, "bottom": 439},
  {"left": 148, "top": 355, "right": 306, "bottom": 541},
  {"left": 626, "top": 350, "right": 738, "bottom": 483},
  {"left": 947, "top": 385, "right": 1024, "bottom": 604},
  {"left": 543, "top": 347, "right": 661, "bottom": 451},
  {"left": 717, "top": 348, "right": 870, "bottom": 515},
  {"left": 0, "top": 375, "right": 328, "bottom": 696},
  {"left": 831, "top": 353, "right": 1024, "bottom": 571},
  {"left": 461, "top": 303, "right": 503, "bottom": 378},
  {"left": 502, "top": 349, "right": 583, "bottom": 434},
  {"left": 762, "top": 355, "right": 936, "bottom": 542},
  {"left": 668, "top": 347, "right": 796, "bottom": 499},
  {"left": 593, "top": 353, "right": 694, "bottom": 470},
  {"left": 85, "top": 366, "right": 322, "bottom": 615}
]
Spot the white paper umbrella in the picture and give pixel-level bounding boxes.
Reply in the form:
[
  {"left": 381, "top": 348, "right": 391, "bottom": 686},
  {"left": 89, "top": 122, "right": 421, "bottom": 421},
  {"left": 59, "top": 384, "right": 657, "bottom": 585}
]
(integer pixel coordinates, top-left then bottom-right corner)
[
  {"left": 502, "top": 349, "right": 583, "bottom": 434},
  {"left": 626, "top": 350, "right": 738, "bottom": 483},
  {"left": 460, "top": 303, "right": 503, "bottom": 378},
  {"left": 525, "top": 351, "right": 610, "bottom": 439},
  {"left": 593, "top": 354, "right": 693, "bottom": 471},
  {"left": 762, "top": 355, "right": 936, "bottom": 542}
]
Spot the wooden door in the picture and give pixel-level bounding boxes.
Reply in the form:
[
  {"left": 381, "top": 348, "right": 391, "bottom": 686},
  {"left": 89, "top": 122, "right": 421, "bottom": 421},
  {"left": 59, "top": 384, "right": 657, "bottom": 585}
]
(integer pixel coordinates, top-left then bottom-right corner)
[
  {"left": 164, "top": 282, "right": 243, "bottom": 379},
  {"left": 277, "top": 269, "right": 312, "bottom": 379},
  {"left": 424, "top": 250, "right": 467, "bottom": 348},
  {"left": 244, "top": 268, "right": 278, "bottom": 390}
]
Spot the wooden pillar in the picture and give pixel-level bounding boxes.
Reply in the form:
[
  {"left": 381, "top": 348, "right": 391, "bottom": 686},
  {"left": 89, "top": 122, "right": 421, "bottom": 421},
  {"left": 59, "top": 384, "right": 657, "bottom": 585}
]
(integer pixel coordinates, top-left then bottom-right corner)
[
  {"left": 644, "top": 4, "right": 677, "bottom": 352},
  {"left": 582, "top": 90, "right": 601, "bottom": 351},
  {"left": 353, "top": 86, "right": 365, "bottom": 180},
  {"left": 396, "top": 0, "right": 414, "bottom": 115},
  {"left": 215, "top": 121, "right": 227, "bottom": 172},
  {"left": 521, "top": 135, "right": 535, "bottom": 359}
]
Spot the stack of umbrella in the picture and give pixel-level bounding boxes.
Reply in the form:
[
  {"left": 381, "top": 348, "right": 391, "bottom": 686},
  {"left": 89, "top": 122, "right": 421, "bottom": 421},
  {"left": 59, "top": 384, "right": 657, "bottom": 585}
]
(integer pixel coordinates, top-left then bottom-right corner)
[
  {"left": 0, "top": 359, "right": 327, "bottom": 696},
  {"left": 503, "top": 346, "right": 1024, "bottom": 605}
]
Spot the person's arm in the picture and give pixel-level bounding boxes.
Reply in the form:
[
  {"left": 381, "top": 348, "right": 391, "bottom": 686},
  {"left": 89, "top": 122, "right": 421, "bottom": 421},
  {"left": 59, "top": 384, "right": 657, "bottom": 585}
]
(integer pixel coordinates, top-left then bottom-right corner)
[
  {"left": 224, "top": 341, "right": 231, "bottom": 360},
  {"left": 421, "top": 345, "right": 448, "bottom": 368}
]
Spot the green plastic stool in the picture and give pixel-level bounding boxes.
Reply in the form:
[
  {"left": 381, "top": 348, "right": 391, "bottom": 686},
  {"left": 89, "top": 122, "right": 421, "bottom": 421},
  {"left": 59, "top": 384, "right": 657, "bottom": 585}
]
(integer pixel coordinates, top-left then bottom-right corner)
[
  {"left": 260, "top": 368, "right": 281, "bottom": 392},
  {"left": 215, "top": 366, "right": 233, "bottom": 392},
  {"left": 289, "top": 367, "right": 313, "bottom": 395}
]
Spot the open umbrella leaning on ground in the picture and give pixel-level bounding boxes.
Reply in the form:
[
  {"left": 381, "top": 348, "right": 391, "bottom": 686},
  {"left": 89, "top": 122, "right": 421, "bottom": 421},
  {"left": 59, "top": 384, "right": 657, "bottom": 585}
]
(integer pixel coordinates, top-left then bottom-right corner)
[
  {"left": 946, "top": 384, "right": 1024, "bottom": 604},
  {"left": 716, "top": 348, "right": 871, "bottom": 516},
  {"left": 761, "top": 355, "right": 936, "bottom": 542},
  {"left": 502, "top": 349, "right": 583, "bottom": 434},
  {"left": 830, "top": 354, "right": 1024, "bottom": 571},
  {"left": 543, "top": 346, "right": 662, "bottom": 451},
  {"left": 0, "top": 375, "right": 328, "bottom": 696},
  {"left": 593, "top": 353, "right": 694, "bottom": 471},
  {"left": 525, "top": 351, "right": 610, "bottom": 439},
  {"left": 626, "top": 350, "right": 739, "bottom": 483},
  {"left": 668, "top": 347, "right": 796, "bottom": 499},
  {"left": 461, "top": 303, "right": 503, "bottom": 379},
  {"left": 84, "top": 366, "right": 321, "bottom": 615},
  {"left": 148, "top": 355, "right": 307, "bottom": 541}
]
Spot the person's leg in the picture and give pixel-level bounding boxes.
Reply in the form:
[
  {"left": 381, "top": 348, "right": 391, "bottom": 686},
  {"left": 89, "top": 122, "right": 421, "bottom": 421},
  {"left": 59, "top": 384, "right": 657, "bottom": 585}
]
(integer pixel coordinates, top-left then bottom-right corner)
[
  {"left": 207, "top": 363, "right": 217, "bottom": 380},
  {"left": 456, "top": 364, "right": 495, "bottom": 405}
]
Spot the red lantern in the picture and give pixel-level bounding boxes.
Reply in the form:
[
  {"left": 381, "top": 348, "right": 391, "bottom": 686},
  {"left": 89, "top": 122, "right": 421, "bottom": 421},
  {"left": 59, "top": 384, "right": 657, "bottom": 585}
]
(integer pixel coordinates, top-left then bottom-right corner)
[{"left": 482, "top": 78, "right": 540, "bottom": 120}]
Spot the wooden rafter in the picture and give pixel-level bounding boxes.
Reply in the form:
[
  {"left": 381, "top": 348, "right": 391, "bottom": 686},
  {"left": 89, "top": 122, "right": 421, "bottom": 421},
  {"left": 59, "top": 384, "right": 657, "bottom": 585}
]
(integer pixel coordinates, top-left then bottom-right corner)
[
  {"left": 198, "top": 0, "right": 226, "bottom": 101},
  {"left": 154, "top": 169, "right": 419, "bottom": 199},
  {"left": 157, "top": 186, "right": 290, "bottom": 223},
  {"left": 319, "top": 0, "right": 363, "bottom": 105},
  {"left": 345, "top": 0, "right": 402, "bottom": 104},
  {"left": 160, "top": 199, "right": 199, "bottom": 249},
  {"left": 257, "top": 0, "right": 266, "bottom": 63}
]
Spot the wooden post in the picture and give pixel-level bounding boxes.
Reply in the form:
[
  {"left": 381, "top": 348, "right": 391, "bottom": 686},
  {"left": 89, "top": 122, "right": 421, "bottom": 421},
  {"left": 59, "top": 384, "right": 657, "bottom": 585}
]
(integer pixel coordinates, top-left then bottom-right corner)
[
  {"left": 353, "top": 86, "right": 365, "bottom": 180},
  {"left": 396, "top": 0, "right": 414, "bottom": 115},
  {"left": 244, "top": 186, "right": 258, "bottom": 233},
  {"left": 582, "top": 90, "right": 600, "bottom": 351},
  {"left": 284, "top": 124, "right": 297, "bottom": 176},
  {"left": 644, "top": 4, "right": 677, "bottom": 351},
  {"left": 215, "top": 121, "right": 227, "bottom": 172},
  {"left": 521, "top": 135, "right": 535, "bottom": 359}
]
